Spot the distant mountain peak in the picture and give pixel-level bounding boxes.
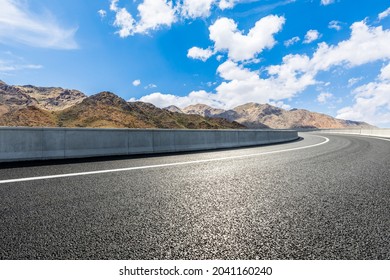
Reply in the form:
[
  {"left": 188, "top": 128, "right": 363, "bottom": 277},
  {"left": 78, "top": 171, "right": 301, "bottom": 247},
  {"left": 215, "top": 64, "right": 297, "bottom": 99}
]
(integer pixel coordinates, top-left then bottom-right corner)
[
  {"left": 164, "top": 105, "right": 183, "bottom": 113},
  {"left": 83, "top": 91, "right": 131, "bottom": 111},
  {"left": 184, "top": 103, "right": 213, "bottom": 109},
  {"left": 182, "top": 103, "right": 226, "bottom": 118},
  {"left": 0, "top": 80, "right": 376, "bottom": 129},
  {"left": 0, "top": 81, "right": 86, "bottom": 111},
  {"left": 91, "top": 91, "right": 119, "bottom": 99},
  {"left": 178, "top": 102, "right": 375, "bottom": 129}
]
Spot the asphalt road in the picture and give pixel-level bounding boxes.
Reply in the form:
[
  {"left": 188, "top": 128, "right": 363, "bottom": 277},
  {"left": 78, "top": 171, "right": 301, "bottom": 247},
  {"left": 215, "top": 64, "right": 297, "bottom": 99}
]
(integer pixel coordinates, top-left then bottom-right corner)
[{"left": 0, "top": 133, "right": 389, "bottom": 260}]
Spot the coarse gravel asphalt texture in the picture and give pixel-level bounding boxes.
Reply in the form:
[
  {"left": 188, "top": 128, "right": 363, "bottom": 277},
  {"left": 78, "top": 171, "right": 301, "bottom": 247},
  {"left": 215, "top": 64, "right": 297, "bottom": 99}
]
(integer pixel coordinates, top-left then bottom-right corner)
[{"left": 0, "top": 133, "right": 389, "bottom": 259}]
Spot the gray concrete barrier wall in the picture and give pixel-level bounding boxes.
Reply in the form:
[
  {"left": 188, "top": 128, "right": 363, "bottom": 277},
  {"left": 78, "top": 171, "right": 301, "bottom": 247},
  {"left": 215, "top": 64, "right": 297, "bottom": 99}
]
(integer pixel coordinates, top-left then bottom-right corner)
[
  {"left": 311, "top": 128, "right": 390, "bottom": 138},
  {"left": 0, "top": 127, "right": 299, "bottom": 162}
]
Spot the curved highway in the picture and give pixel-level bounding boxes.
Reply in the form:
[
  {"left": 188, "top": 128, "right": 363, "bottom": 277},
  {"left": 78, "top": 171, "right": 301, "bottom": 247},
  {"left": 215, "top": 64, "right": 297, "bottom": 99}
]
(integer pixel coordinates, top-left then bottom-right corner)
[{"left": 0, "top": 133, "right": 389, "bottom": 259}]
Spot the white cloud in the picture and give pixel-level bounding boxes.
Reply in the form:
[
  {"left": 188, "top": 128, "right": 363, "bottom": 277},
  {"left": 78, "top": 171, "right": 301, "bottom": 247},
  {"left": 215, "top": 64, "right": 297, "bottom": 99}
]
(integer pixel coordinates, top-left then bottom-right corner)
[
  {"left": 133, "top": 79, "right": 141, "bottom": 86},
  {"left": 337, "top": 64, "right": 390, "bottom": 126},
  {"left": 113, "top": 8, "right": 135, "bottom": 38},
  {"left": 317, "top": 92, "right": 333, "bottom": 103},
  {"left": 110, "top": 0, "right": 119, "bottom": 12},
  {"left": 329, "top": 20, "right": 342, "bottom": 31},
  {"left": 219, "top": 0, "right": 237, "bottom": 10},
  {"left": 217, "top": 60, "right": 258, "bottom": 81},
  {"left": 107, "top": 0, "right": 261, "bottom": 37},
  {"left": 0, "top": 59, "right": 42, "bottom": 72},
  {"left": 133, "top": 90, "right": 223, "bottom": 108},
  {"left": 206, "top": 81, "right": 217, "bottom": 87},
  {"left": 188, "top": 58, "right": 315, "bottom": 108},
  {"left": 144, "top": 83, "right": 157, "bottom": 89},
  {"left": 378, "top": 7, "right": 390, "bottom": 20},
  {"left": 181, "top": 0, "right": 215, "bottom": 18},
  {"left": 171, "top": 0, "right": 243, "bottom": 19},
  {"left": 110, "top": 0, "right": 135, "bottom": 38},
  {"left": 218, "top": 56, "right": 315, "bottom": 107},
  {"left": 130, "top": 54, "right": 312, "bottom": 109},
  {"left": 321, "top": 0, "right": 335, "bottom": 6},
  {"left": 136, "top": 0, "right": 176, "bottom": 34},
  {"left": 134, "top": 57, "right": 314, "bottom": 109},
  {"left": 348, "top": 77, "right": 363, "bottom": 87},
  {"left": 187, "top": 47, "right": 214, "bottom": 61},
  {"left": 0, "top": 0, "right": 77, "bottom": 49},
  {"left": 303, "top": 29, "right": 321, "bottom": 44},
  {"left": 98, "top": 9, "right": 107, "bottom": 19},
  {"left": 309, "top": 21, "right": 390, "bottom": 71},
  {"left": 380, "top": 63, "right": 390, "bottom": 80},
  {"left": 134, "top": 20, "right": 390, "bottom": 125},
  {"left": 284, "top": 36, "right": 300, "bottom": 47},
  {"left": 269, "top": 100, "right": 291, "bottom": 110},
  {"left": 109, "top": 0, "right": 176, "bottom": 36},
  {"left": 209, "top": 15, "right": 285, "bottom": 62}
]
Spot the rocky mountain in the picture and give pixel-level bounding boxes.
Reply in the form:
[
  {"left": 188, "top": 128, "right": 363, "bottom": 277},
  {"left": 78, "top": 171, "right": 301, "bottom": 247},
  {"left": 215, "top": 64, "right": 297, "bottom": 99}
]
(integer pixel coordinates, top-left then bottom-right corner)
[
  {"left": 0, "top": 80, "right": 86, "bottom": 112},
  {"left": 0, "top": 80, "right": 38, "bottom": 112},
  {"left": 163, "top": 105, "right": 183, "bottom": 113},
  {"left": 168, "top": 102, "right": 374, "bottom": 129},
  {"left": 182, "top": 104, "right": 226, "bottom": 117},
  {"left": 57, "top": 92, "right": 244, "bottom": 129},
  {"left": 0, "top": 81, "right": 244, "bottom": 129},
  {"left": 0, "top": 80, "right": 375, "bottom": 129}
]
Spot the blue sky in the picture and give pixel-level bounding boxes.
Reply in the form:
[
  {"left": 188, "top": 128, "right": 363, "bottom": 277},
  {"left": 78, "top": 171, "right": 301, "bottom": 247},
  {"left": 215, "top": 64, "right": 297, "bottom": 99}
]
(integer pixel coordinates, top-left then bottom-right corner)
[{"left": 1, "top": 0, "right": 390, "bottom": 127}]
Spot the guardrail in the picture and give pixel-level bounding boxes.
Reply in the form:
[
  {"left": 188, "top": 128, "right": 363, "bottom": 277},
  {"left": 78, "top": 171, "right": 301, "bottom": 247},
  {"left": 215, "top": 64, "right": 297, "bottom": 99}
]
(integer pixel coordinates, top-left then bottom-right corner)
[
  {"left": 0, "top": 127, "right": 299, "bottom": 162},
  {"left": 306, "top": 128, "right": 390, "bottom": 138}
]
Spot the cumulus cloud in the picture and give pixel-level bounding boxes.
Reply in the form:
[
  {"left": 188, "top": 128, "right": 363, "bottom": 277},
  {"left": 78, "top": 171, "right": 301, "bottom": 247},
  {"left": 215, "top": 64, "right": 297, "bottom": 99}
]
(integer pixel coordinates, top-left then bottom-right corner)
[
  {"left": 107, "top": 0, "right": 249, "bottom": 37},
  {"left": 98, "top": 9, "right": 107, "bottom": 19},
  {"left": 309, "top": 21, "right": 390, "bottom": 71},
  {"left": 217, "top": 54, "right": 317, "bottom": 107},
  {"left": 133, "top": 90, "right": 224, "bottom": 108},
  {"left": 321, "top": 0, "right": 335, "bottom": 6},
  {"left": 303, "top": 29, "right": 321, "bottom": 44},
  {"left": 380, "top": 63, "right": 390, "bottom": 80},
  {"left": 337, "top": 64, "right": 390, "bottom": 126},
  {"left": 181, "top": 0, "right": 215, "bottom": 18},
  {"left": 329, "top": 20, "right": 342, "bottom": 31},
  {"left": 217, "top": 60, "right": 258, "bottom": 81},
  {"left": 269, "top": 100, "right": 291, "bottom": 110},
  {"left": 219, "top": 0, "right": 237, "bottom": 10},
  {"left": 284, "top": 36, "right": 300, "bottom": 47},
  {"left": 132, "top": 79, "right": 141, "bottom": 86},
  {"left": 112, "top": 7, "right": 135, "bottom": 38},
  {"left": 136, "top": 0, "right": 176, "bottom": 34},
  {"left": 133, "top": 21, "right": 390, "bottom": 117},
  {"left": 209, "top": 15, "right": 285, "bottom": 62},
  {"left": 216, "top": 55, "right": 224, "bottom": 61},
  {"left": 378, "top": 7, "right": 390, "bottom": 20},
  {"left": 109, "top": 0, "right": 176, "bottom": 37},
  {"left": 187, "top": 47, "right": 214, "bottom": 61},
  {"left": 0, "top": 0, "right": 77, "bottom": 49},
  {"left": 317, "top": 92, "right": 334, "bottom": 103},
  {"left": 136, "top": 56, "right": 316, "bottom": 109}
]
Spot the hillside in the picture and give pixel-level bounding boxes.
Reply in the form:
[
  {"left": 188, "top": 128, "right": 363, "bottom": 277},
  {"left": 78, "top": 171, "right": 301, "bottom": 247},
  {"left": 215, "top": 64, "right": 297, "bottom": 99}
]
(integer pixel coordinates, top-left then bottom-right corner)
[
  {"left": 169, "top": 102, "right": 374, "bottom": 129},
  {"left": 0, "top": 81, "right": 244, "bottom": 129},
  {"left": 0, "top": 80, "right": 375, "bottom": 129},
  {"left": 0, "top": 80, "right": 86, "bottom": 111}
]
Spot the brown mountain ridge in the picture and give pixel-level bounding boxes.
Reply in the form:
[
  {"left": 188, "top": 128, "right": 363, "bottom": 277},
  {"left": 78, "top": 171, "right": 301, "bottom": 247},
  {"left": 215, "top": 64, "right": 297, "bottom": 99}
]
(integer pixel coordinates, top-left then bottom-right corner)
[
  {"left": 0, "top": 81, "right": 244, "bottom": 129},
  {"left": 174, "top": 102, "right": 374, "bottom": 129},
  {"left": 0, "top": 80, "right": 375, "bottom": 129}
]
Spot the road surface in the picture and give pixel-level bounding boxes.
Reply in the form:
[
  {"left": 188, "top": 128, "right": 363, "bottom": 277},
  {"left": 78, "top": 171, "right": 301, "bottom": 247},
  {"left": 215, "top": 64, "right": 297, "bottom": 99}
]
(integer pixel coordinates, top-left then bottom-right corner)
[{"left": 0, "top": 133, "right": 389, "bottom": 259}]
